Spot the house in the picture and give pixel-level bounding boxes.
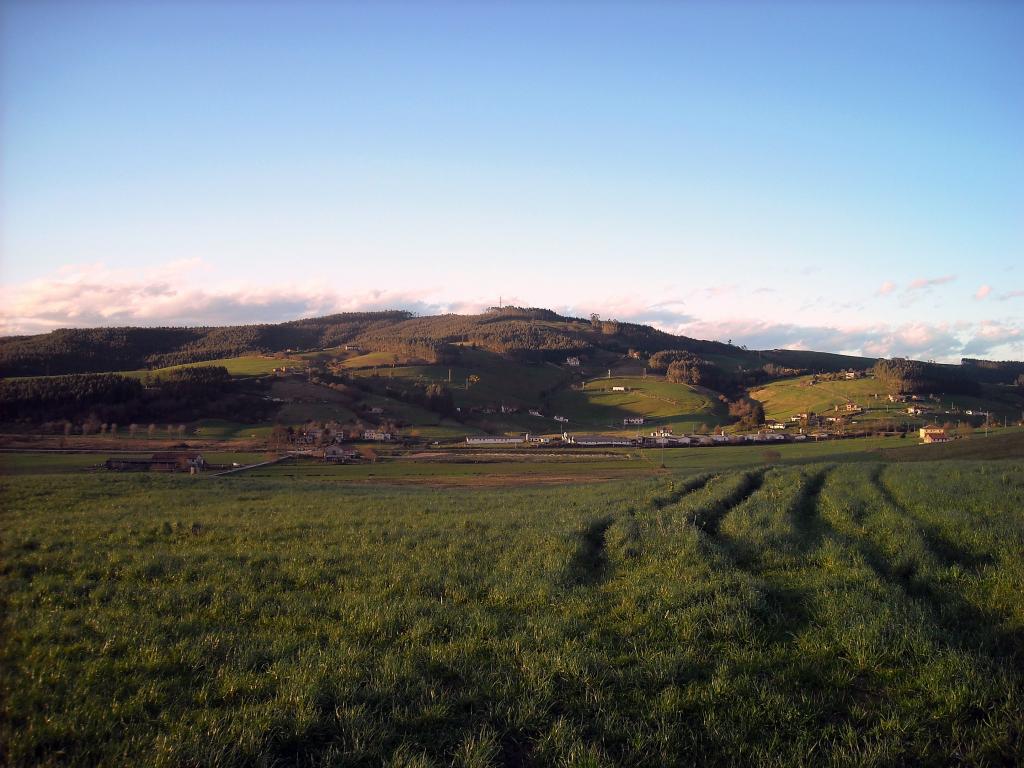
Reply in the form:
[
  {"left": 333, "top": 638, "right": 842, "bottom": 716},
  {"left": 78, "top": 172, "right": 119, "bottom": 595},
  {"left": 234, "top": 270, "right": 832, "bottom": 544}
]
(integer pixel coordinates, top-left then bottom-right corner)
[
  {"left": 888, "top": 394, "right": 907, "bottom": 403},
  {"left": 623, "top": 417, "right": 645, "bottom": 426},
  {"left": 844, "top": 402, "right": 861, "bottom": 412},
  {"left": 500, "top": 404, "right": 519, "bottom": 414},
  {"left": 363, "top": 429, "right": 393, "bottom": 441},
  {"left": 529, "top": 409, "right": 544, "bottom": 417},
  {"left": 565, "top": 356, "right": 581, "bottom": 367},
  {"left": 651, "top": 426, "right": 673, "bottom": 437},
  {"left": 795, "top": 412, "right": 816, "bottom": 421},
  {"left": 766, "top": 421, "right": 786, "bottom": 430},
  {"left": 368, "top": 406, "right": 385, "bottom": 415},
  {"left": 323, "top": 445, "right": 359, "bottom": 463},
  {"left": 612, "top": 386, "right": 628, "bottom": 392},
  {"left": 553, "top": 415, "right": 569, "bottom": 423},
  {"left": 919, "top": 425, "right": 951, "bottom": 444},
  {"left": 844, "top": 371, "right": 859, "bottom": 380},
  {"left": 907, "top": 406, "right": 925, "bottom": 416},
  {"left": 465, "top": 435, "right": 527, "bottom": 445},
  {"left": 298, "top": 428, "right": 323, "bottom": 444}
]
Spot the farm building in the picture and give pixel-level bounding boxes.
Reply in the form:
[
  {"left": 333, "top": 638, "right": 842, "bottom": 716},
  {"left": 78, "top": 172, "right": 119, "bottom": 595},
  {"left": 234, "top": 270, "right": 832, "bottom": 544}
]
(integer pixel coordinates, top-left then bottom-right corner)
[
  {"left": 107, "top": 452, "right": 206, "bottom": 473},
  {"left": 363, "top": 430, "right": 393, "bottom": 442},
  {"left": 623, "top": 417, "right": 645, "bottom": 426},
  {"left": 648, "top": 435, "right": 691, "bottom": 446},
  {"left": 465, "top": 435, "right": 528, "bottom": 445},
  {"left": 104, "top": 457, "right": 155, "bottom": 472},
  {"left": 151, "top": 452, "right": 205, "bottom": 472},
  {"left": 562, "top": 433, "right": 634, "bottom": 447},
  {"left": 919, "top": 426, "right": 951, "bottom": 444},
  {"left": 565, "top": 356, "right": 581, "bottom": 367},
  {"left": 323, "top": 445, "right": 359, "bottom": 463}
]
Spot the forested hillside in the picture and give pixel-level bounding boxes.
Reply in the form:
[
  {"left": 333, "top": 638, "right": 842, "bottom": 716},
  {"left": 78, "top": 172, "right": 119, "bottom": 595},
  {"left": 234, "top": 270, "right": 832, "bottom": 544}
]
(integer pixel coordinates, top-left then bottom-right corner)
[{"left": 0, "top": 307, "right": 874, "bottom": 378}]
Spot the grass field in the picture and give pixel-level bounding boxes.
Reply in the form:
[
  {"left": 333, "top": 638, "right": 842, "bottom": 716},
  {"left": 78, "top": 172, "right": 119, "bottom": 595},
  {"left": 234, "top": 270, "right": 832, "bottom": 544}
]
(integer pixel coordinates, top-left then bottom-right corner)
[
  {"left": 548, "top": 376, "right": 724, "bottom": 434},
  {"left": 751, "top": 375, "right": 1024, "bottom": 427},
  {"left": 1, "top": 456, "right": 1022, "bottom": 766},
  {"left": 119, "top": 355, "right": 297, "bottom": 378}
]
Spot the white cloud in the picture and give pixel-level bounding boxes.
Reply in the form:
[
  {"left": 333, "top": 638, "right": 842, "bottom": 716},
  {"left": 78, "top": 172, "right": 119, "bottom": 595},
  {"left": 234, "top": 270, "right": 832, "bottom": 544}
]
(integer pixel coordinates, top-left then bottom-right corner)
[
  {"left": 907, "top": 274, "right": 956, "bottom": 291},
  {"left": 877, "top": 280, "right": 897, "bottom": 296},
  {"left": 2, "top": 264, "right": 1022, "bottom": 362}
]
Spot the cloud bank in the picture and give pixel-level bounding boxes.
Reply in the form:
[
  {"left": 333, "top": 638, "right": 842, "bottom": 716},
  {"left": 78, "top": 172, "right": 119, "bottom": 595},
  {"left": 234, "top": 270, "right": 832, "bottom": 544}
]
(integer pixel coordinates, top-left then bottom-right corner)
[{"left": 1, "top": 263, "right": 1021, "bottom": 362}]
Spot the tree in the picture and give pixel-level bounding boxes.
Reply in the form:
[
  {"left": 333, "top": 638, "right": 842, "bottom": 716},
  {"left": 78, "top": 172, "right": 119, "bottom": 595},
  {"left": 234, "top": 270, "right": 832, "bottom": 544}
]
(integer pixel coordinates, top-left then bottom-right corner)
[{"left": 270, "top": 424, "right": 291, "bottom": 449}]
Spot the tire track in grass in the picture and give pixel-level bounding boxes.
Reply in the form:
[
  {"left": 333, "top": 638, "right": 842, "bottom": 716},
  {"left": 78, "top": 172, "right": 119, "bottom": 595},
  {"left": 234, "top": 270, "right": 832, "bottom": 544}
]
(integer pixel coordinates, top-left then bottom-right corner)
[
  {"left": 563, "top": 515, "right": 615, "bottom": 588},
  {"left": 791, "top": 466, "right": 833, "bottom": 551},
  {"left": 822, "top": 465, "right": 1024, "bottom": 666},
  {"left": 685, "top": 469, "right": 765, "bottom": 536},
  {"left": 647, "top": 472, "right": 717, "bottom": 511},
  {"left": 872, "top": 465, "right": 994, "bottom": 574}
]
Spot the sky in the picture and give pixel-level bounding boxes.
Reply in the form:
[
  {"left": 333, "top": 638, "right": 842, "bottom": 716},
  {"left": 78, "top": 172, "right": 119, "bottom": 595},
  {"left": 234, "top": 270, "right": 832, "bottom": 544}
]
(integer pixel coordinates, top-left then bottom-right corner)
[{"left": 1, "top": 1, "right": 1022, "bottom": 361}]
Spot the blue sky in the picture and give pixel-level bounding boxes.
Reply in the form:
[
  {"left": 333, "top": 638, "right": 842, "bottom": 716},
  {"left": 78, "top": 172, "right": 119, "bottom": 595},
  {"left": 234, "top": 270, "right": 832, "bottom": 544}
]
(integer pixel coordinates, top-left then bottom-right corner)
[{"left": 1, "top": 1, "right": 1022, "bottom": 360}]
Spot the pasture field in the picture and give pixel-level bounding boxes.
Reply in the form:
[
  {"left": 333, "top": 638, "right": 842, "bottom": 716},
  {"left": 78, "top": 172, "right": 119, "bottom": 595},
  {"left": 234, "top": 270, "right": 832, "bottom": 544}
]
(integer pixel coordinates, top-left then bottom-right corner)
[
  {"left": 118, "top": 355, "right": 295, "bottom": 379},
  {"left": 751, "top": 375, "right": 1024, "bottom": 427},
  {"left": 2, "top": 456, "right": 1023, "bottom": 766},
  {"left": 548, "top": 377, "right": 724, "bottom": 434}
]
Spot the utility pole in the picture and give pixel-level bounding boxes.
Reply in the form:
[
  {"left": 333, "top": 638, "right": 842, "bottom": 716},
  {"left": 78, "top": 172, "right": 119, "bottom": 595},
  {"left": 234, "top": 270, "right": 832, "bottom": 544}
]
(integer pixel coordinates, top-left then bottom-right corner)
[{"left": 448, "top": 369, "right": 452, "bottom": 384}]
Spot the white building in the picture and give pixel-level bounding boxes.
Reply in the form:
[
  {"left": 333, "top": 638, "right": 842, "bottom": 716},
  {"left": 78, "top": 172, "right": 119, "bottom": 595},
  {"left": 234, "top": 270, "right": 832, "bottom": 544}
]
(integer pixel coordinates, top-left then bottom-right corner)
[
  {"left": 465, "top": 435, "right": 528, "bottom": 445},
  {"left": 562, "top": 433, "right": 633, "bottom": 447},
  {"left": 623, "top": 417, "right": 645, "bottom": 426}
]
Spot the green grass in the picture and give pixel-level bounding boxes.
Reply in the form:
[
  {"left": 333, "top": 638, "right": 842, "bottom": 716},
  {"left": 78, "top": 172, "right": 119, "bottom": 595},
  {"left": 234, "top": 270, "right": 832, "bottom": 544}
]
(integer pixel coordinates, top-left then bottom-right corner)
[
  {"left": 548, "top": 376, "right": 724, "bottom": 433},
  {"left": 190, "top": 420, "right": 276, "bottom": 440},
  {"left": 2, "top": 458, "right": 1022, "bottom": 766},
  {"left": 119, "top": 355, "right": 297, "bottom": 378},
  {"left": 752, "top": 375, "right": 1024, "bottom": 427}
]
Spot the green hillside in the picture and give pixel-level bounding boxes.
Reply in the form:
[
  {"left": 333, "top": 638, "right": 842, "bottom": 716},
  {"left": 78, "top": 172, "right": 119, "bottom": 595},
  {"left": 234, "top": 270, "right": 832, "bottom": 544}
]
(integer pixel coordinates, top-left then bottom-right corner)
[
  {"left": 752, "top": 374, "right": 1024, "bottom": 428},
  {"left": 548, "top": 376, "right": 725, "bottom": 434},
  {"left": 751, "top": 376, "right": 888, "bottom": 420}
]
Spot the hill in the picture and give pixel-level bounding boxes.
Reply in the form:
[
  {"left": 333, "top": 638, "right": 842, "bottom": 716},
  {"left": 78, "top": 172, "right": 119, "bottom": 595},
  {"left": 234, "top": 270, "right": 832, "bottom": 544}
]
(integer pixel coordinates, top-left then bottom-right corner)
[
  {"left": 3, "top": 308, "right": 1022, "bottom": 441},
  {"left": 0, "top": 307, "right": 863, "bottom": 379}
]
